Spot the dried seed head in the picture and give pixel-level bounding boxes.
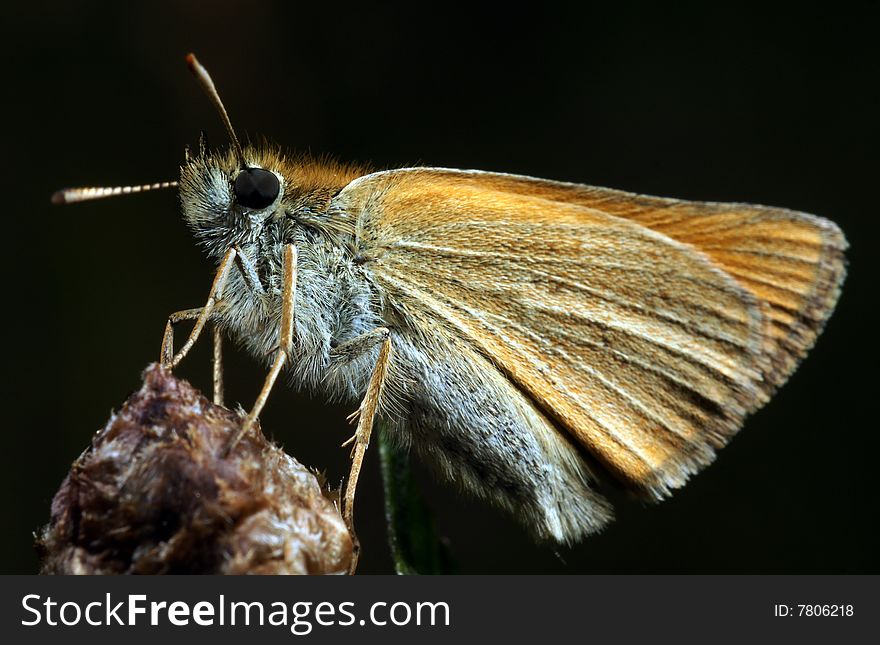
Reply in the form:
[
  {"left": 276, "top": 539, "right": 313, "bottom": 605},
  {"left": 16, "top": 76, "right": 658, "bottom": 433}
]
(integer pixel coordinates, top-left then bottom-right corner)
[{"left": 38, "top": 364, "right": 352, "bottom": 575}]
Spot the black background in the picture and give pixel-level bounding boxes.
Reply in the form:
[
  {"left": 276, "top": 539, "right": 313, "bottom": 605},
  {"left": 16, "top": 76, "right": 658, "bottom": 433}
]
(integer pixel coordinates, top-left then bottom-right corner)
[{"left": 3, "top": 2, "right": 877, "bottom": 574}]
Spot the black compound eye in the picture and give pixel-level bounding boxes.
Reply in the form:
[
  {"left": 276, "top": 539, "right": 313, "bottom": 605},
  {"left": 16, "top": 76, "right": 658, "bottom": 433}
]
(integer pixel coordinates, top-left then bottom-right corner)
[{"left": 233, "top": 168, "right": 280, "bottom": 210}]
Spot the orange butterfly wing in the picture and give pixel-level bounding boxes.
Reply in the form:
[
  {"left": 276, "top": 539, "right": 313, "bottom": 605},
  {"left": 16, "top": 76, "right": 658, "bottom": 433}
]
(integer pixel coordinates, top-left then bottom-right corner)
[
  {"left": 337, "top": 168, "right": 846, "bottom": 496},
  {"left": 408, "top": 169, "right": 848, "bottom": 402}
]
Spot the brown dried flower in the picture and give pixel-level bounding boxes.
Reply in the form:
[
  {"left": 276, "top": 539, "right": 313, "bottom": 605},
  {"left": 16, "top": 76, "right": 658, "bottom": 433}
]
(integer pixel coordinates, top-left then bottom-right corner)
[{"left": 38, "top": 364, "right": 352, "bottom": 575}]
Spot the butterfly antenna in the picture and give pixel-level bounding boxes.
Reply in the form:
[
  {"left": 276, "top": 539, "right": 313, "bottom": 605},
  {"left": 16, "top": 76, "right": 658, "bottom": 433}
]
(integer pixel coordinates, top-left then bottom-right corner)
[
  {"left": 51, "top": 181, "right": 179, "bottom": 205},
  {"left": 185, "top": 53, "right": 245, "bottom": 167}
]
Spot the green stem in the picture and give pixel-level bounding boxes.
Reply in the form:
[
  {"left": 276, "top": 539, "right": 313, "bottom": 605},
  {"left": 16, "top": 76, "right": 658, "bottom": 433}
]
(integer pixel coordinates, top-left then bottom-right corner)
[{"left": 377, "top": 423, "right": 453, "bottom": 575}]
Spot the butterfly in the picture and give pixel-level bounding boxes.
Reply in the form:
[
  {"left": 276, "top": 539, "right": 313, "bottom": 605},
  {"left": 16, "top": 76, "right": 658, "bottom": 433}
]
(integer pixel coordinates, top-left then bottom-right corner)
[{"left": 55, "top": 55, "right": 848, "bottom": 561}]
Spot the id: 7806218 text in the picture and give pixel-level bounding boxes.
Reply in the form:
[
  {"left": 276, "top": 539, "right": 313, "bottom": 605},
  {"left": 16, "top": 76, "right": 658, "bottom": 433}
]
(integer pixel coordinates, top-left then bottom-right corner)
[{"left": 774, "top": 604, "right": 854, "bottom": 617}]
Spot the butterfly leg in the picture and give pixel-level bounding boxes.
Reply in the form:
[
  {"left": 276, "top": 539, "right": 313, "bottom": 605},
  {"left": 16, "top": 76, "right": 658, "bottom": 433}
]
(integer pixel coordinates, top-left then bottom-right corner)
[
  {"left": 162, "top": 246, "right": 237, "bottom": 370},
  {"left": 335, "top": 329, "right": 393, "bottom": 572},
  {"left": 207, "top": 245, "right": 266, "bottom": 408},
  {"left": 224, "top": 244, "right": 297, "bottom": 454},
  {"left": 158, "top": 308, "right": 226, "bottom": 405},
  {"left": 212, "top": 326, "right": 224, "bottom": 407},
  {"left": 161, "top": 246, "right": 266, "bottom": 406},
  {"left": 160, "top": 307, "right": 203, "bottom": 366}
]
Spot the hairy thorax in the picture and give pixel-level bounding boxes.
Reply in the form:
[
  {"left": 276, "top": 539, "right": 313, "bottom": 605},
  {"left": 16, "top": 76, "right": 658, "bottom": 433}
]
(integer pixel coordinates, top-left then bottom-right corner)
[{"left": 217, "top": 221, "right": 383, "bottom": 405}]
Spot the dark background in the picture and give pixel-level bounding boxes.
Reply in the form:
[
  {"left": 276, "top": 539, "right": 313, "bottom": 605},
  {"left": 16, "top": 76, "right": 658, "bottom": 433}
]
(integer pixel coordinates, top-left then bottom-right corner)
[{"left": 3, "top": 2, "right": 877, "bottom": 574}]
